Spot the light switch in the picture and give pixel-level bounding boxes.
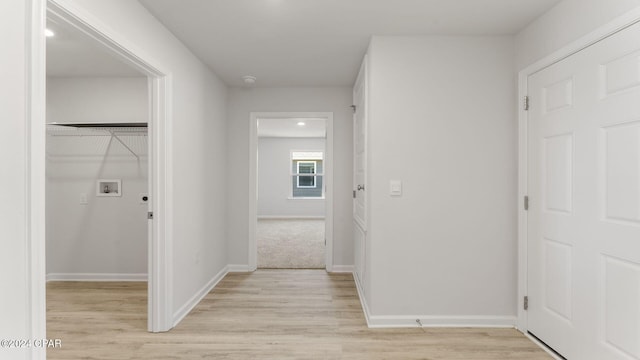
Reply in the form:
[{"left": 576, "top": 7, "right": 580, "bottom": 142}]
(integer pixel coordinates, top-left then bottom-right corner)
[
  {"left": 390, "top": 180, "right": 402, "bottom": 196},
  {"left": 80, "top": 193, "right": 88, "bottom": 205}
]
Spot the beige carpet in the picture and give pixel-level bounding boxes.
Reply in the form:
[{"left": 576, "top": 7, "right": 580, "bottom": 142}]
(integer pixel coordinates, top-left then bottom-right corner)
[{"left": 257, "top": 219, "right": 325, "bottom": 269}]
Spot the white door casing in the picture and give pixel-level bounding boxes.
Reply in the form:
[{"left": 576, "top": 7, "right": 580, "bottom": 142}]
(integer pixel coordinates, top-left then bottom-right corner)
[
  {"left": 248, "top": 112, "right": 334, "bottom": 271},
  {"left": 353, "top": 56, "right": 367, "bottom": 290},
  {"left": 46, "top": 0, "right": 174, "bottom": 332},
  {"left": 526, "top": 20, "right": 640, "bottom": 360}
]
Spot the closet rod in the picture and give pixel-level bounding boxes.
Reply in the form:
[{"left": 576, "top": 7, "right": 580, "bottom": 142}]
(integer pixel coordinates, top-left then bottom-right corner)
[{"left": 48, "top": 122, "right": 148, "bottom": 128}]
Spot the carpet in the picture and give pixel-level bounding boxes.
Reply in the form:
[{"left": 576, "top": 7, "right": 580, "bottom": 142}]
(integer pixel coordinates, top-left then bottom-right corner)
[{"left": 257, "top": 219, "right": 325, "bottom": 269}]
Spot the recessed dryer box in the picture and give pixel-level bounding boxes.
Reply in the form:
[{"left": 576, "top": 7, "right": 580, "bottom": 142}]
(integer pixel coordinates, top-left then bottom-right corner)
[{"left": 96, "top": 179, "right": 122, "bottom": 197}]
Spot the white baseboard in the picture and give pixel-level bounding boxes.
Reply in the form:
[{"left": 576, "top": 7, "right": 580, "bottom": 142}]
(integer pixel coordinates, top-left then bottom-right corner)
[
  {"left": 172, "top": 266, "right": 228, "bottom": 327},
  {"left": 367, "top": 315, "right": 517, "bottom": 328},
  {"left": 330, "top": 265, "right": 354, "bottom": 273},
  {"left": 257, "top": 216, "right": 325, "bottom": 220},
  {"left": 352, "top": 275, "right": 515, "bottom": 329},
  {"left": 353, "top": 274, "right": 372, "bottom": 327},
  {"left": 227, "top": 264, "right": 253, "bottom": 272},
  {"left": 46, "top": 273, "right": 147, "bottom": 282}
]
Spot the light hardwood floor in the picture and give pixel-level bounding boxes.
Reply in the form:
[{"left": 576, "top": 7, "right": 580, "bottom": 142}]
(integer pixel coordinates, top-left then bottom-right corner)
[{"left": 47, "top": 270, "right": 551, "bottom": 359}]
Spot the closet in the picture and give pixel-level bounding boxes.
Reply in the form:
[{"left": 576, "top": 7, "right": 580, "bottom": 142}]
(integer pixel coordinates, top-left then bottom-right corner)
[{"left": 46, "top": 123, "right": 148, "bottom": 281}]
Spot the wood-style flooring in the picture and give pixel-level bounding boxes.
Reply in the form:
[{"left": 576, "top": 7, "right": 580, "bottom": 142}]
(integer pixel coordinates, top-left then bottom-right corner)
[{"left": 46, "top": 270, "right": 551, "bottom": 359}]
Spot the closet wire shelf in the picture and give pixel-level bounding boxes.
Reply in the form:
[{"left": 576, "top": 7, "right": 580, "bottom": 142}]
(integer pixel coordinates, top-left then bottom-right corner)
[{"left": 46, "top": 123, "right": 148, "bottom": 159}]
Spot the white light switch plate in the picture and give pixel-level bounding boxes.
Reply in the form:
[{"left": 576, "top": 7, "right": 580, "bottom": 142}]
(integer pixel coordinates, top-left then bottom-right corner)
[
  {"left": 390, "top": 180, "right": 402, "bottom": 196},
  {"left": 80, "top": 193, "right": 88, "bottom": 205}
]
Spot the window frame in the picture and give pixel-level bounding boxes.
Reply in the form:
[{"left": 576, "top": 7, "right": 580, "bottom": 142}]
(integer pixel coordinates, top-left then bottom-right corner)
[
  {"left": 290, "top": 150, "right": 325, "bottom": 199},
  {"left": 296, "top": 160, "right": 317, "bottom": 188}
]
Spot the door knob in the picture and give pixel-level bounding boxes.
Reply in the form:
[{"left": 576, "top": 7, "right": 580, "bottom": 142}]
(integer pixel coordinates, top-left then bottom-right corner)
[{"left": 357, "top": 184, "right": 365, "bottom": 191}]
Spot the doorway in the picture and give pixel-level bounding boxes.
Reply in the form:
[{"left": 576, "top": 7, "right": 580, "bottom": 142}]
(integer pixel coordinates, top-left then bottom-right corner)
[
  {"left": 44, "top": 2, "right": 172, "bottom": 332},
  {"left": 249, "top": 112, "right": 334, "bottom": 271}
]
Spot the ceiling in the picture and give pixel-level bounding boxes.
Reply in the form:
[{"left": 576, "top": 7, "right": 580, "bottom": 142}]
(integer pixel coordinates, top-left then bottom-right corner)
[
  {"left": 46, "top": 17, "right": 143, "bottom": 77},
  {"left": 139, "top": 0, "right": 561, "bottom": 87},
  {"left": 258, "top": 118, "right": 326, "bottom": 138}
]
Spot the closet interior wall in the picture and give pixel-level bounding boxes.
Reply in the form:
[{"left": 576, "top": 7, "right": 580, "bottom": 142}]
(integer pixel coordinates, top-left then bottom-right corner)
[{"left": 46, "top": 77, "right": 149, "bottom": 281}]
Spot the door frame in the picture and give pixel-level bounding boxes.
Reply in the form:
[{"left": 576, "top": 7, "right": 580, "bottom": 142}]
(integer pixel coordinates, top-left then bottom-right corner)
[
  {"left": 248, "top": 112, "right": 334, "bottom": 271},
  {"left": 29, "top": 0, "right": 175, "bottom": 340},
  {"left": 517, "top": 7, "right": 640, "bottom": 335}
]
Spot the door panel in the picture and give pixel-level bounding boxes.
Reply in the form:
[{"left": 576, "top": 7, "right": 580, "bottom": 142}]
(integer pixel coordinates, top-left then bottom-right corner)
[
  {"left": 528, "top": 21, "right": 640, "bottom": 360},
  {"left": 528, "top": 52, "right": 580, "bottom": 358},
  {"left": 353, "top": 57, "right": 367, "bottom": 290},
  {"left": 353, "top": 60, "right": 367, "bottom": 229}
]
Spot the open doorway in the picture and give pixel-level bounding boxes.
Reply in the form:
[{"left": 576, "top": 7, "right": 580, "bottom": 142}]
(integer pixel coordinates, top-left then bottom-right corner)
[
  {"left": 257, "top": 119, "right": 327, "bottom": 268},
  {"left": 249, "top": 112, "right": 334, "bottom": 271},
  {"left": 45, "top": 11, "right": 149, "bottom": 331},
  {"left": 44, "top": 2, "right": 172, "bottom": 333}
]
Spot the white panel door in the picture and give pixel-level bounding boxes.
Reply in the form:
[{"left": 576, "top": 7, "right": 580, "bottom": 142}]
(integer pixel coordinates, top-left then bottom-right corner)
[
  {"left": 353, "top": 57, "right": 367, "bottom": 289},
  {"left": 528, "top": 21, "right": 640, "bottom": 360}
]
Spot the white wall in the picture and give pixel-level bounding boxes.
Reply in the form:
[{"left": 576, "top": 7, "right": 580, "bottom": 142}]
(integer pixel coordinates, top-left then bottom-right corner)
[
  {"left": 56, "top": 0, "right": 228, "bottom": 325},
  {"left": 46, "top": 155, "right": 148, "bottom": 277},
  {"left": 46, "top": 77, "right": 148, "bottom": 278},
  {"left": 227, "top": 87, "right": 353, "bottom": 268},
  {"left": 0, "top": 1, "right": 36, "bottom": 358},
  {"left": 515, "top": 0, "right": 640, "bottom": 69},
  {"left": 47, "top": 77, "right": 147, "bottom": 124},
  {"left": 365, "top": 36, "right": 517, "bottom": 322},
  {"left": 258, "top": 137, "right": 325, "bottom": 217}
]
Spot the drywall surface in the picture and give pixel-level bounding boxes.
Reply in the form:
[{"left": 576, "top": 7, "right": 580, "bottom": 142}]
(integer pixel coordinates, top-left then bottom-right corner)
[
  {"left": 515, "top": 0, "right": 640, "bottom": 69},
  {"left": 46, "top": 85, "right": 148, "bottom": 278},
  {"left": 46, "top": 78, "right": 149, "bottom": 279},
  {"left": 47, "top": 77, "right": 147, "bottom": 124},
  {"left": 61, "top": 0, "right": 228, "bottom": 324},
  {"left": 0, "top": 1, "right": 33, "bottom": 358},
  {"left": 227, "top": 87, "right": 353, "bottom": 268},
  {"left": 366, "top": 36, "right": 517, "bottom": 320},
  {"left": 258, "top": 137, "right": 326, "bottom": 217}
]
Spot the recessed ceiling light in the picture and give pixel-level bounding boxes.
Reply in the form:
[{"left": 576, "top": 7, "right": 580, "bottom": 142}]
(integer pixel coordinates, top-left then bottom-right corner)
[
  {"left": 44, "top": 29, "right": 55, "bottom": 37},
  {"left": 297, "top": 122, "right": 306, "bottom": 126}
]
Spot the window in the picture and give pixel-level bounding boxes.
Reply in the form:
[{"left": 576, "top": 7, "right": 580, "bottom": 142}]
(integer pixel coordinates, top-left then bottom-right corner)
[
  {"left": 291, "top": 151, "right": 323, "bottom": 198},
  {"left": 297, "top": 161, "right": 316, "bottom": 188}
]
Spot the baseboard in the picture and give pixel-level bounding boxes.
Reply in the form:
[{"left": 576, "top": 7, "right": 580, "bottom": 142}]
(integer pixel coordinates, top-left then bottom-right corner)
[
  {"left": 353, "top": 274, "right": 372, "bottom": 327},
  {"left": 352, "top": 275, "right": 515, "bottom": 329},
  {"left": 46, "top": 273, "right": 147, "bottom": 282},
  {"left": 227, "top": 264, "right": 253, "bottom": 272},
  {"left": 367, "top": 315, "right": 517, "bottom": 328},
  {"left": 172, "top": 266, "right": 228, "bottom": 327},
  {"left": 330, "top": 265, "right": 354, "bottom": 273},
  {"left": 257, "top": 216, "right": 325, "bottom": 220}
]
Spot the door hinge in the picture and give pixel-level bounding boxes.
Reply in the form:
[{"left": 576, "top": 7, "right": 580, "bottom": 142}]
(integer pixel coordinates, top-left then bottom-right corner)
[
  {"left": 148, "top": 211, "right": 154, "bottom": 220},
  {"left": 524, "top": 196, "right": 529, "bottom": 211},
  {"left": 353, "top": 190, "right": 356, "bottom": 198},
  {"left": 524, "top": 296, "right": 529, "bottom": 310},
  {"left": 523, "top": 96, "right": 530, "bottom": 111},
  {"left": 350, "top": 105, "right": 357, "bottom": 114}
]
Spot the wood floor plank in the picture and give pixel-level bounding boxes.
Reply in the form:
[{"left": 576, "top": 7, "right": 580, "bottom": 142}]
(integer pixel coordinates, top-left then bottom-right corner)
[{"left": 47, "top": 270, "right": 551, "bottom": 359}]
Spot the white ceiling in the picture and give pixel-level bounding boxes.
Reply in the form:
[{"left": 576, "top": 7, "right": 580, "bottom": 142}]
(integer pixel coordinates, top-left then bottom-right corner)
[
  {"left": 139, "top": 0, "right": 561, "bottom": 87},
  {"left": 46, "top": 18, "right": 143, "bottom": 77},
  {"left": 258, "top": 118, "right": 326, "bottom": 138}
]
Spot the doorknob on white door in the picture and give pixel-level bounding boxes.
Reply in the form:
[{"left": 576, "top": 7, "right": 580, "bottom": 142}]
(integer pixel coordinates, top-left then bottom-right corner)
[{"left": 357, "top": 184, "right": 365, "bottom": 191}]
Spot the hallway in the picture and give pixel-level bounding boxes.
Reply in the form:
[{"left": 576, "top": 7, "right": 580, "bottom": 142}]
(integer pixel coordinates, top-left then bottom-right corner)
[{"left": 47, "top": 270, "right": 551, "bottom": 359}]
